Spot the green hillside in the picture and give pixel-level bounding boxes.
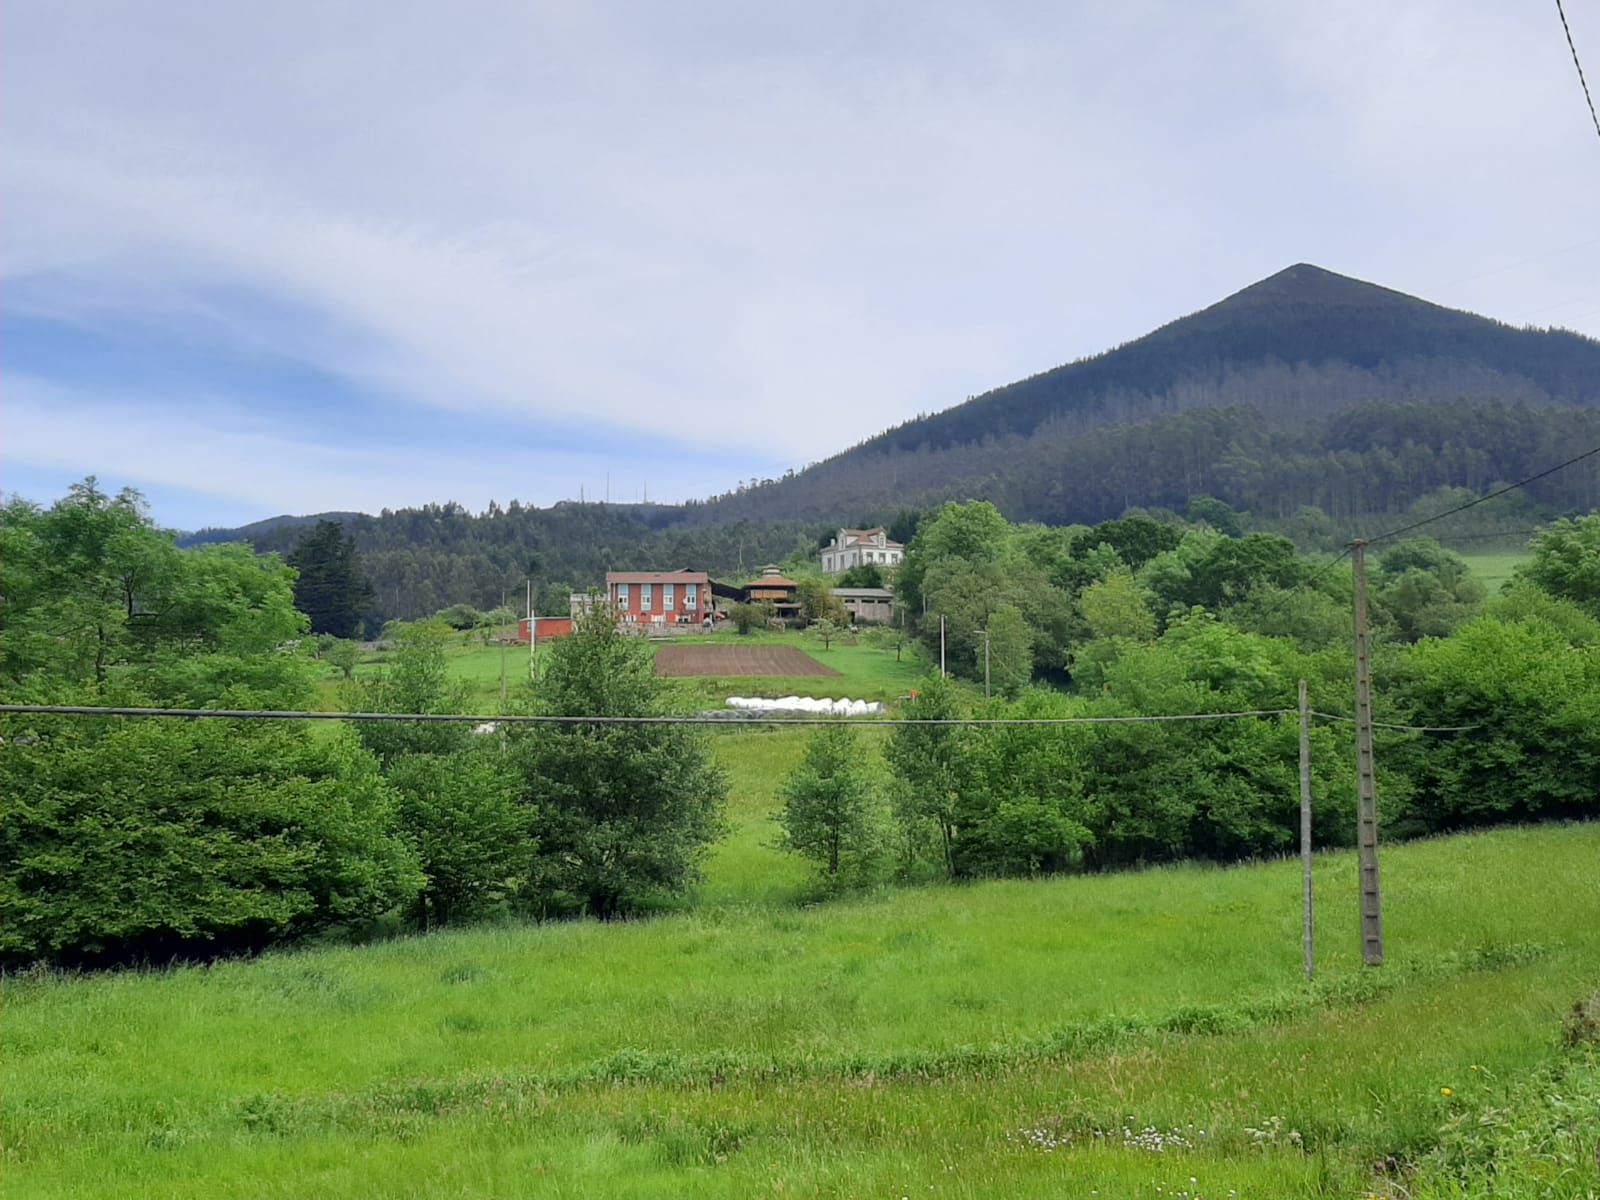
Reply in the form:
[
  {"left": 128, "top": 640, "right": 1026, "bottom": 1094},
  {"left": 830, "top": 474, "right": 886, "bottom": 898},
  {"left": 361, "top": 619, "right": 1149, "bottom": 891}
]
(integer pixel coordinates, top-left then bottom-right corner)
[{"left": 7, "top": 822, "right": 1597, "bottom": 1198}]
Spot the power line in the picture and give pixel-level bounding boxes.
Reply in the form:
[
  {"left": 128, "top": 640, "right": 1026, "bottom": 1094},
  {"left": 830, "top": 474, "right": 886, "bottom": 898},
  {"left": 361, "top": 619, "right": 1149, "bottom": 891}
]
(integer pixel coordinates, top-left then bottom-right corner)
[
  {"left": 0, "top": 703, "right": 1294, "bottom": 728},
  {"left": 1309, "top": 710, "right": 1479, "bottom": 734},
  {"left": 1556, "top": 0, "right": 1600, "bottom": 144},
  {"left": 1358, "top": 443, "right": 1600, "bottom": 548}
]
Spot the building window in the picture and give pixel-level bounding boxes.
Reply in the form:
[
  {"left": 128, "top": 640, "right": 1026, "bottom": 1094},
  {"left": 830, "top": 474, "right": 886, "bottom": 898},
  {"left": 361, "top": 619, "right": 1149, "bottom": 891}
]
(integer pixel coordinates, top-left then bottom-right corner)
[
  {"left": 664, "top": 583, "right": 675, "bottom": 611},
  {"left": 617, "top": 583, "right": 629, "bottom": 608},
  {"left": 642, "top": 583, "right": 653, "bottom": 611},
  {"left": 686, "top": 583, "right": 697, "bottom": 608}
]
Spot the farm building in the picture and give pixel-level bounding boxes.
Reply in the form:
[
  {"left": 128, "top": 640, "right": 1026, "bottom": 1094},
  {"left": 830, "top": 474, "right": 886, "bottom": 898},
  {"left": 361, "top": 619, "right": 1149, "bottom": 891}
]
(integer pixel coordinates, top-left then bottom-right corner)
[
  {"left": 606, "top": 569, "right": 714, "bottom": 627},
  {"left": 744, "top": 564, "right": 801, "bottom": 620},
  {"left": 830, "top": 586, "right": 895, "bottom": 624}
]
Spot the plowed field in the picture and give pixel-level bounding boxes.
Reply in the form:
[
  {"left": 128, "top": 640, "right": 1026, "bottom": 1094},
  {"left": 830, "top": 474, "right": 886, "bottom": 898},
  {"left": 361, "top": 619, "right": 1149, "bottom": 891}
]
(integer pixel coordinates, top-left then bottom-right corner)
[{"left": 654, "top": 643, "right": 841, "bottom": 676}]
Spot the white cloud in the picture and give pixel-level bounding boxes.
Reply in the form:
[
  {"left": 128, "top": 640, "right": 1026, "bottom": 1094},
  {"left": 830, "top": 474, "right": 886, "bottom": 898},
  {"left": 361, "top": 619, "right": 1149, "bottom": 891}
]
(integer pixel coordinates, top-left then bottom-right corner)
[{"left": 2, "top": 0, "right": 1597, "bottom": 516}]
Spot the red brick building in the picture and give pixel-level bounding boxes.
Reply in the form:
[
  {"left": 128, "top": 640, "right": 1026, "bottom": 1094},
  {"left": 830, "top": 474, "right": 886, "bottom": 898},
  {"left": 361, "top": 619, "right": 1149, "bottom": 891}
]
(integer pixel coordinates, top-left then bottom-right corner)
[{"left": 606, "top": 569, "right": 713, "bottom": 627}]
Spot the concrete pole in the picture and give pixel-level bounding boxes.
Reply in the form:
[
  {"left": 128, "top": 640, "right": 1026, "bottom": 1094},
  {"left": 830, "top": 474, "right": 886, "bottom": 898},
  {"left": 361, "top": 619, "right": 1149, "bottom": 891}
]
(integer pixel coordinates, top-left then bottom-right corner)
[
  {"left": 1299, "top": 678, "right": 1314, "bottom": 980},
  {"left": 1351, "top": 540, "right": 1385, "bottom": 966}
]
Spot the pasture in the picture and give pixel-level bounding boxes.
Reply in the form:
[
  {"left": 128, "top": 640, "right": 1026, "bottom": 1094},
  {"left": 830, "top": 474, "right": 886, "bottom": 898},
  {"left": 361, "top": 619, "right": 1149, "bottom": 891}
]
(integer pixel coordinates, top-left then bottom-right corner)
[
  {"left": 5, "top": 822, "right": 1598, "bottom": 1198},
  {"left": 1456, "top": 548, "right": 1529, "bottom": 593}
]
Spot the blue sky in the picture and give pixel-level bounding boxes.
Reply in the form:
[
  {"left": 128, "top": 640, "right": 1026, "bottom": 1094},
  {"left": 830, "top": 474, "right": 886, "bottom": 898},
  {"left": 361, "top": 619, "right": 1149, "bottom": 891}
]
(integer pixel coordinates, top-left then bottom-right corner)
[{"left": 3, "top": 1, "right": 1598, "bottom": 531}]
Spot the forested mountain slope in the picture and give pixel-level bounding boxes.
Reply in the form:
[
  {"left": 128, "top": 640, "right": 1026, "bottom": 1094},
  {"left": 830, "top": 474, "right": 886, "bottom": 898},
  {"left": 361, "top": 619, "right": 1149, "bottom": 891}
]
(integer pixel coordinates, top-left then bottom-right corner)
[{"left": 686, "top": 263, "right": 1600, "bottom": 524}]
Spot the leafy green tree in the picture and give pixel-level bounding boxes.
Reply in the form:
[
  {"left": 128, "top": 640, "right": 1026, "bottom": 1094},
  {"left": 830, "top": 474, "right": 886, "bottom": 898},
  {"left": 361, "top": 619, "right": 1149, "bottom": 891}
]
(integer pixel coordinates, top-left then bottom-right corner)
[
  {"left": 836, "top": 562, "right": 885, "bottom": 588},
  {"left": 884, "top": 674, "right": 972, "bottom": 875},
  {"left": 985, "top": 604, "right": 1034, "bottom": 698},
  {"left": 435, "top": 602, "right": 486, "bottom": 630},
  {"left": 777, "top": 724, "right": 886, "bottom": 883},
  {"left": 1, "top": 482, "right": 307, "bottom": 696},
  {"left": 325, "top": 638, "right": 362, "bottom": 679},
  {"left": 957, "top": 692, "right": 1093, "bottom": 875},
  {"left": 1073, "top": 515, "right": 1183, "bottom": 570},
  {"left": 1079, "top": 567, "right": 1156, "bottom": 642},
  {"left": 730, "top": 601, "right": 773, "bottom": 634},
  {"left": 385, "top": 750, "right": 534, "bottom": 928},
  {"left": 288, "top": 520, "right": 373, "bottom": 638},
  {"left": 510, "top": 609, "right": 727, "bottom": 916},
  {"left": 794, "top": 577, "right": 847, "bottom": 626},
  {"left": 1519, "top": 514, "right": 1600, "bottom": 616},
  {"left": 1389, "top": 615, "right": 1600, "bottom": 834},
  {"left": 810, "top": 617, "right": 842, "bottom": 650},
  {"left": 0, "top": 717, "right": 421, "bottom": 966},
  {"left": 1372, "top": 538, "right": 1485, "bottom": 642},
  {"left": 1186, "top": 495, "right": 1245, "bottom": 538},
  {"left": 897, "top": 500, "right": 1011, "bottom": 614},
  {"left": 351, "top": 619, "right": 472, "bottom": 763}
]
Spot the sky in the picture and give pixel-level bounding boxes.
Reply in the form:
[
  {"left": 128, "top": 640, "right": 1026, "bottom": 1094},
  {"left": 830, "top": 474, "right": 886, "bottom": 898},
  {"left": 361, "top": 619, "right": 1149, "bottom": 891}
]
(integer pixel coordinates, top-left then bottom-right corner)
[{"left": 3, "top": 1, "right": 1598, "bottom": 531}]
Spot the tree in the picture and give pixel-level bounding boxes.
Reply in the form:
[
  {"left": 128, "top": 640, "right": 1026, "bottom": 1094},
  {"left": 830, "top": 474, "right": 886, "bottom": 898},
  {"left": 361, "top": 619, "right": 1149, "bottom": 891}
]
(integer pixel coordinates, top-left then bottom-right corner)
[
  {"left": 1, "top": 481, "right": 307, "bottom": 697},
  {"left": 288, "top": 520, "right": 373, "bottom": 638},
  {"left": 1519, "top": 514, "right": 1600, "bottom": 616},
  {"left": 0, "top": 717, "right": 421, "bottom": 966},
  {"left": 351, "top": 619, "right": 472, "bottom": 764},
  {"left": 810, "top": 617, "right": 842, "bottom": 650},
  {"left": 730, "top": 601, "right": 773, "bottom": 634},
  {"left": 1373, "top": 539, "right": 1485, "bottom": 642},
  {"left": 509, "top": 609, "right": 727, "bottom": 916},
  {"left": 325, "top": 638, "right": 362, "bottom": 679},
  {"left": 794, "top": 577, "right": 847, "bottom": 626},
  {"left": 985, "top": 604, "right": 1034, "bottom": 698},
  {"left": 1388, "top": 615, "right": 1600, "bottom": 835},
  {"left": 385, "top": 750, "right": 534, "bottom": 928},
  {"left": 884, "top": 674, "right": 972, "bottom": 875},
  {"left": 777, "top": 724, "right": 885, "bottom": 883},
  {"left": 837, "top": 562, "right": 885, "bottom": 588},
  {"left": 1079, "top": 568, "right": 1156, "bottom": 642}
]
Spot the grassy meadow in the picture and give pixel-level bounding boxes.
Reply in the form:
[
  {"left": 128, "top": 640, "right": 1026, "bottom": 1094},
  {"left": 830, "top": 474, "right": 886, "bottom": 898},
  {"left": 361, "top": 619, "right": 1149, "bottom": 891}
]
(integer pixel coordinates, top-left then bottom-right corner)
[
  {"left": 1456, "top": 548, "right": 1530, "bottom": 593},
  {"left": 5, "top": 822, "right": 1598, "bottom": 1198}
]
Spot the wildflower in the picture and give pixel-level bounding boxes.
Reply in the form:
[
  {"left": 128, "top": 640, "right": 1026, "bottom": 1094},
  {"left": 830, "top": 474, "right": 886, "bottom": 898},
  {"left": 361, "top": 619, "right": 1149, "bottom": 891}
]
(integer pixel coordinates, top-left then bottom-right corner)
[{"left": 1440, "top": 1086, "right": 1454, "bottom": 1096}]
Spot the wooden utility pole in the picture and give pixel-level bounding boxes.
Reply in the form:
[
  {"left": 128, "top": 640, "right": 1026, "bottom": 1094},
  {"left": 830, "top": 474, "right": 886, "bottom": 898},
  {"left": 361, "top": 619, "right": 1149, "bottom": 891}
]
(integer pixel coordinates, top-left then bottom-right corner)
[
  {"left": 939, "top": 615, "right": 946, "bottom": 678},
  {"left": 984, "top": 630, "right": 991, "bottom": 699},
  {"left": 1298, "top": 678, "right": 1314, "bottom": 980},
  {"left": 1350, "top": 539, "right": 1385, "bottom": 966}
]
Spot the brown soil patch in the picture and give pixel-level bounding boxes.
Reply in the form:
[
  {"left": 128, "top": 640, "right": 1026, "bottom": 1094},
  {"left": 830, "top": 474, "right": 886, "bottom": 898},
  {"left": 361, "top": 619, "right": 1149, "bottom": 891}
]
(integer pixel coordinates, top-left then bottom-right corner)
[{"left": 654, "top": 643, "right": 842, "bottom": 677}]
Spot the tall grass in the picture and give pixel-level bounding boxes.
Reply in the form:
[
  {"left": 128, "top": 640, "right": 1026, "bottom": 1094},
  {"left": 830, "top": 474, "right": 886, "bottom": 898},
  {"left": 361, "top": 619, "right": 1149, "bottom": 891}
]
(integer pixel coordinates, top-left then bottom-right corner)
[{"left": 5, "top": 823, "right": 1597, "bottom": 1198}]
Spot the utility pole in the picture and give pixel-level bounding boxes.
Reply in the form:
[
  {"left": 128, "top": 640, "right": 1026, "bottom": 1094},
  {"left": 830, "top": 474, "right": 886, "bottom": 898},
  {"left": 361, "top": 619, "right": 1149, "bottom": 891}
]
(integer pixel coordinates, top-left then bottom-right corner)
[
  {"left": 1298, "top": 678, "right": 1314, "bottom": 980},
  {"left": 984, "top": 629, "right": 991, "bottom": 699},
  {"left": 939, "top": 615, "right": 946, "bottom": 678},
  {"left": 1350, "top": 539, "right": 1385, "bottom": 966},
  {"left": 527, "top": 579, "right": 537, "bottom": 683}
]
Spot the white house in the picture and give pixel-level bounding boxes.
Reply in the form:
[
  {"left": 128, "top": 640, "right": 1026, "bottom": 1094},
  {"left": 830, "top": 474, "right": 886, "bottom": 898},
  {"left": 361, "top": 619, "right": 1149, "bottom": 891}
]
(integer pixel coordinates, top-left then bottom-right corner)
[{"left": 819, "top": 527, "right": 904, "bottom": 574}]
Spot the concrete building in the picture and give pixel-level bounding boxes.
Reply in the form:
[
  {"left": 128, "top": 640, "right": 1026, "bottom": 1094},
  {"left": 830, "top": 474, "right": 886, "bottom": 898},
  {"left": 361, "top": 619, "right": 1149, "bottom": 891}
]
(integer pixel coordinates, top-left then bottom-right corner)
[
  {"left": 820, "top": 527, "right": 904, "bottom": 574},
  {"left": 830, "top": 587, "right": 895, "bottom": 624}
]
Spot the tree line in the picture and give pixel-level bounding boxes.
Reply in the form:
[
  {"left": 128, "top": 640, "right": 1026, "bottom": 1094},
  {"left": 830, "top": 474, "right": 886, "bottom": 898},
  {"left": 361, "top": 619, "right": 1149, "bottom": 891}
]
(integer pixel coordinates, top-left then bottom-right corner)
[
  {"left": 1, "top": 483, "right": 725, "bottom": 966},
  {"left": 5, "top": 481, "right": 1597, "bottom": 966},
  {"left": 773, "top": 506, "right": 1600, "bottom": 889}
]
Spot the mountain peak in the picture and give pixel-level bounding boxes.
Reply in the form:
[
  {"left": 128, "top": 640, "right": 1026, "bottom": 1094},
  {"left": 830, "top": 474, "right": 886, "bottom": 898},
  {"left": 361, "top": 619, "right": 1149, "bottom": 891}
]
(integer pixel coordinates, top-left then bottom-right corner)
[{"left": 1208, "top": 263, "right": 1423, "bottom": 314}]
